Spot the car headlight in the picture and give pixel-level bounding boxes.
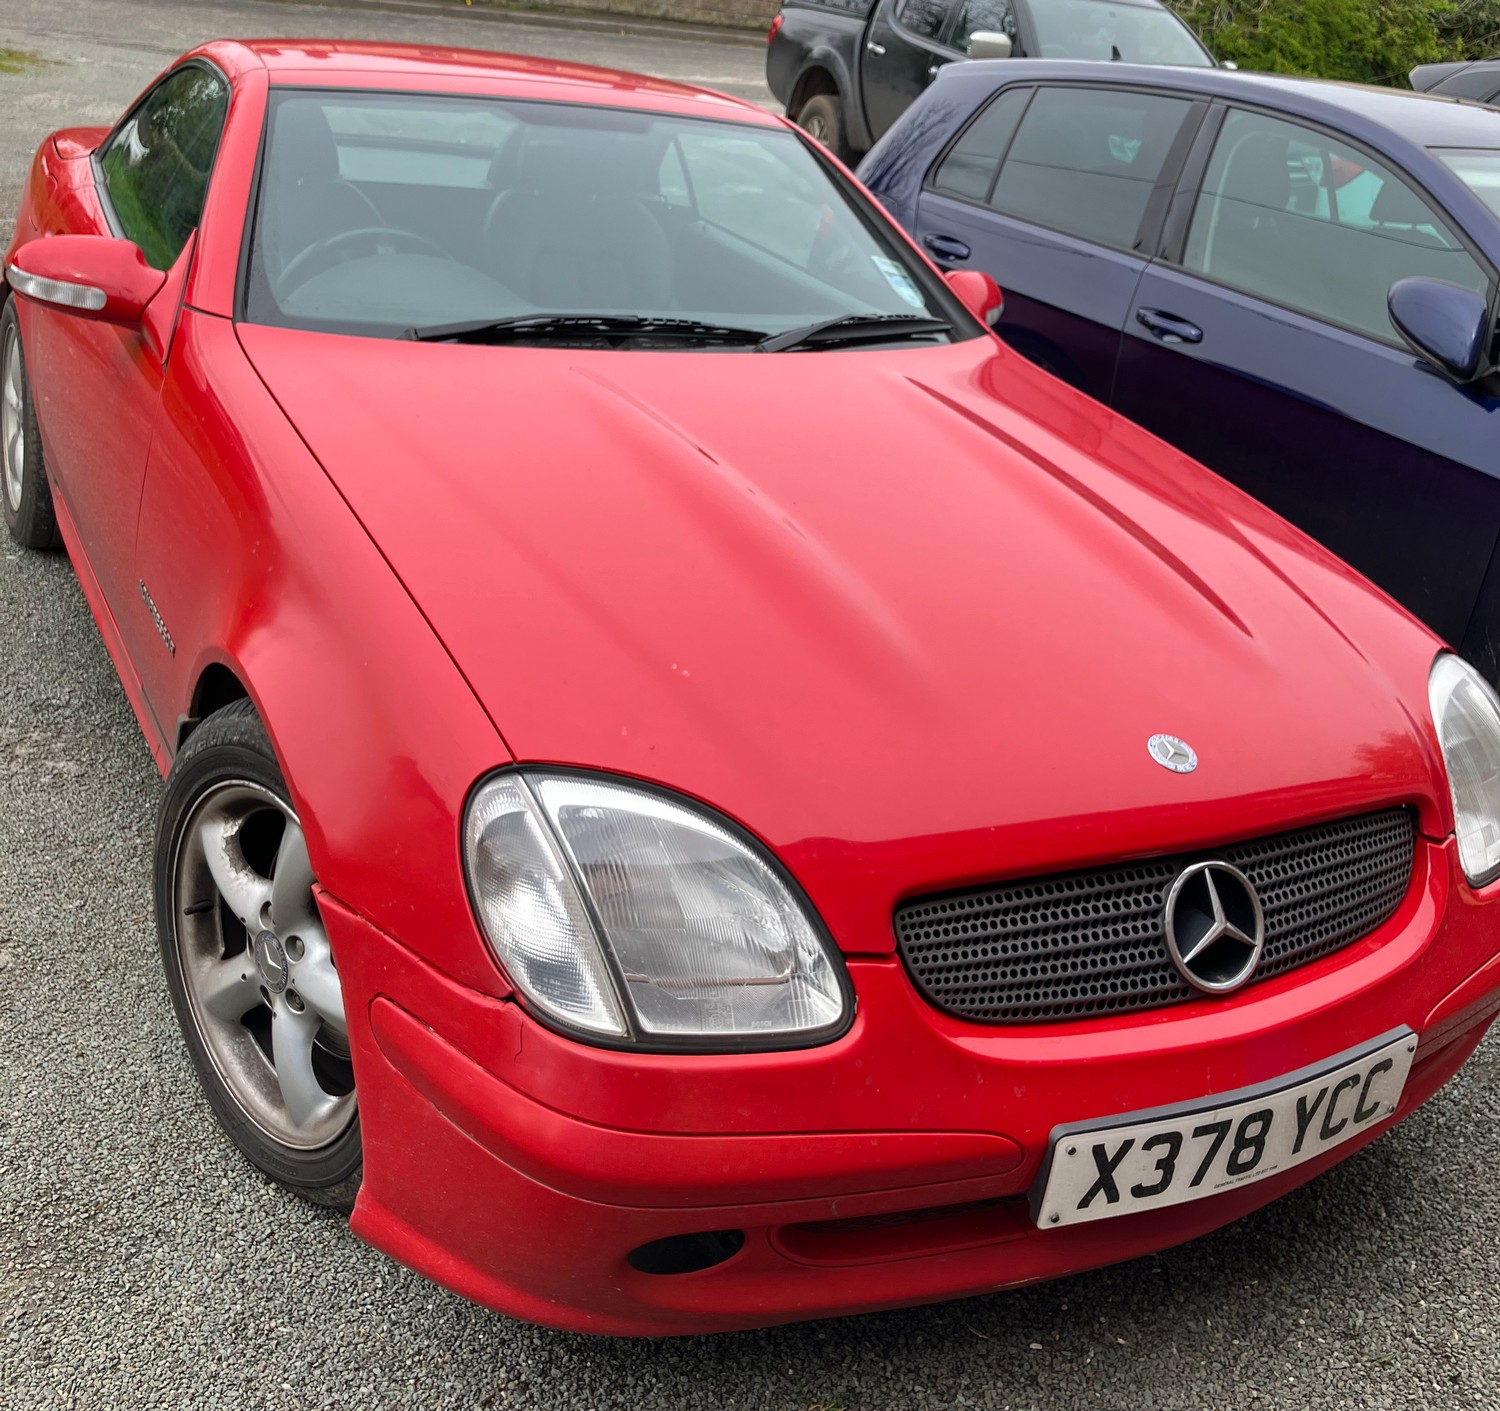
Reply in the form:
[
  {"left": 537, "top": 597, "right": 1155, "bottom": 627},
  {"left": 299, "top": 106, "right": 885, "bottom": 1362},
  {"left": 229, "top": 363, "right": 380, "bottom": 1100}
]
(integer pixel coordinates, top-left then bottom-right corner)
[
  {"left": 462, "top": 771, "right": 852, "bottom": 1049},
  {"left": 1429, "top": 653, "right": 1500, "bottom": 886}
]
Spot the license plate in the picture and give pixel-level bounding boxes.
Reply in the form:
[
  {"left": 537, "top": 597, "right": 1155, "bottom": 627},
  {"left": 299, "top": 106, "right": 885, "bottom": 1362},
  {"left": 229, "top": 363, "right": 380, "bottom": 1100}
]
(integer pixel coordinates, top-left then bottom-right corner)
[{"left": 1031, "top": 1027, "right": 1415, "bottom": 1229}]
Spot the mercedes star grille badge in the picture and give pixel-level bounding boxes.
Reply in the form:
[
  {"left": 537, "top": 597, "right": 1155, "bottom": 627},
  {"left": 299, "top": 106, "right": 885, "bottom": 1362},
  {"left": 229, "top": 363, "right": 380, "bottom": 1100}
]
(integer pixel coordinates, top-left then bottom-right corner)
[
  {"left": 1148, "top": 734, "right": 1198, "bottom": 773},
  {"left": 1163, "top": 861, "right": 1265, "bottom": 994}
]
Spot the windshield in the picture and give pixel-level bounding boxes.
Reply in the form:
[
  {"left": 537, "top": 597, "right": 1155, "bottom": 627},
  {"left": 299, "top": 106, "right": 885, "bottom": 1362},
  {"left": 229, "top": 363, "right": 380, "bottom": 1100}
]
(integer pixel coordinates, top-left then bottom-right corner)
[
  {"left": 1028, "top": 0, "right": 1213, "bottom": 66},
  {"left": 1436, "top": 148, "right": 1500, "bottom": 218},
  {"left": 242, "top": 90, "right": 965, "bottom": 346}
]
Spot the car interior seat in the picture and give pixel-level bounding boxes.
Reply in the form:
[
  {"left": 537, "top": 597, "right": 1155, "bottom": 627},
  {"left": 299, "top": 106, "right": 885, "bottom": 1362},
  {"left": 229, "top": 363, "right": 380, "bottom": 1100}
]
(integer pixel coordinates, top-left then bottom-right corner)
[
  {"left": 1192, "top": 127, "right": 1308, "bottom": 300},
  {"left": 482, "top": 128, "right": 675, "bottom": 312},
  {"left": 261, "top": 100, "right": 384, "bottom": 278}
]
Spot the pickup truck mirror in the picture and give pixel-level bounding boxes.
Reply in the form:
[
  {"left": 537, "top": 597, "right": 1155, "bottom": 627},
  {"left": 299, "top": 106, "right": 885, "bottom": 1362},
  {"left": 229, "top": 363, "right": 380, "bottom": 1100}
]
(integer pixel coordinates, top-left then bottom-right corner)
[
  {"left": 966, "top": 31, "right": 1013, "bottom": 59},
  {"left": 1388, "top": 276, "right": 1491, "bottom": 383}
]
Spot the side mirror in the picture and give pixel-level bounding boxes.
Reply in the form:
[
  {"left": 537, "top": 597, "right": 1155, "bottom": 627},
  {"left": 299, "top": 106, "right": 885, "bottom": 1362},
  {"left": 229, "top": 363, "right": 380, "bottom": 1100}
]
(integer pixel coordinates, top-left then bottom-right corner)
[
  {"left": 966, "top": 30, "right": 1013, "bottom": 60},
  {"left": 945, "top": 268, "right": 1004, "bottom": 326},
  {"left": 6, "top": 236, "right": 165, "bottom": 326},
  {"left": 1220, "top": 59, "right": 1239, "bottom": 70},
  {"left": 1388, "top": 276, "right": 1491, "bottom": 383}
]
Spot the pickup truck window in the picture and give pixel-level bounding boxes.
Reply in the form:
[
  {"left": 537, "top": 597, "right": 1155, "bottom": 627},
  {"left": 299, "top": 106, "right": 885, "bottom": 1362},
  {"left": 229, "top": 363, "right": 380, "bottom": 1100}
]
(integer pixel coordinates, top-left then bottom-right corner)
[
  {"left": 896, "top": 0, "right": 953, "bottom": 41},
  {"left": 932, "top": 86, "right": 1030, "bottom": 202},
  {"left": 951, "top": 0, "right": 1017, "bottom": 54},
  {"left": 989, "top": 86, "right": 1193, "bottom": 247},
  {"left": 1029, "top": 0, "right": 1212, "bottom": 65}
]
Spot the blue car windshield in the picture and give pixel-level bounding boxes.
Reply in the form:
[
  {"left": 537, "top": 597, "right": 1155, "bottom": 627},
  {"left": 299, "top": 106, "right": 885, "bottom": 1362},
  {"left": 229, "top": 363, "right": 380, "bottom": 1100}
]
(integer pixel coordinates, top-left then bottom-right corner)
[
  {"left": 242, "top": 90, "right": 964, "bottom": 342},
  {"left": 1028, "top": 0, "right": 1214, "bottom": 66},
  {"left": 1436, "top": 148, "right": 1500, "bottom": 218}
]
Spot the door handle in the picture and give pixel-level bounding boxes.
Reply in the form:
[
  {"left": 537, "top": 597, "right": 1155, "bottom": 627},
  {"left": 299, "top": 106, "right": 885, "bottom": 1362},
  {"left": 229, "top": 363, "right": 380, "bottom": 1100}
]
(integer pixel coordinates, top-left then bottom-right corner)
[
  {"left": 866, "top": 40, "right": 887, "bottom": 54},
  {"left": 923, "top": 233, "right": 971, "bottom": 262},
  {"left": 1136, "top": 308, "right": 1203, "bottom": 344}
]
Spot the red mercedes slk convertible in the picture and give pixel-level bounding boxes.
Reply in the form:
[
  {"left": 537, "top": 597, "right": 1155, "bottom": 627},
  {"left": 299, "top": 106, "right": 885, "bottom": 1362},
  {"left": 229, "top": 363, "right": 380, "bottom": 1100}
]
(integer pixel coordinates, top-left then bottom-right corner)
[{"left": 6, "top": 40, "right": 1500, "bottom": 1335}]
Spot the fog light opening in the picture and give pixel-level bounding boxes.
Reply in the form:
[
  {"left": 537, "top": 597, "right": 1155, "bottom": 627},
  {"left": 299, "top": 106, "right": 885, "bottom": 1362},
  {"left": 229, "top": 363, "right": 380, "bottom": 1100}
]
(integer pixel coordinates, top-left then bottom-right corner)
[{"left": 627, "top": 1229, "right": 745, "bottom": 1276}]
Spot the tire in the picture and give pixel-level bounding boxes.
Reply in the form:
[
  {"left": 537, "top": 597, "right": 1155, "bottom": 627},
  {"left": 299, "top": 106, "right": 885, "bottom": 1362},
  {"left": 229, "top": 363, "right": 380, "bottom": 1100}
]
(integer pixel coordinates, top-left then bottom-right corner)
[
  {"left": 796, "top": 93, "right": 854, "bottom": 164},
  {"left": 0, "top": 295, "right": 61, "bottom": 550},
  {"left": 154, "top": 699, "right": 362, "bottom": 1209}
]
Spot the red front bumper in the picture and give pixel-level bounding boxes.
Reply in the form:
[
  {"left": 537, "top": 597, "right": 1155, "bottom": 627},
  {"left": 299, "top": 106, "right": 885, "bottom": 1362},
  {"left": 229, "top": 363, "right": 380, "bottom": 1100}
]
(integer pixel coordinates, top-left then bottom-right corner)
[{"left": 325, "top": 835, "right": 1500, "bottom": 1335}]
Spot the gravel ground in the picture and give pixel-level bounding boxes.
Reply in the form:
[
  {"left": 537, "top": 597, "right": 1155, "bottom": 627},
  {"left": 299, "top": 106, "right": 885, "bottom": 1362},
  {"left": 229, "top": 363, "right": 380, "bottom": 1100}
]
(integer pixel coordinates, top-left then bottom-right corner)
[{"left": 3, "top": 3, "right": 1500, "bottom": 1408}]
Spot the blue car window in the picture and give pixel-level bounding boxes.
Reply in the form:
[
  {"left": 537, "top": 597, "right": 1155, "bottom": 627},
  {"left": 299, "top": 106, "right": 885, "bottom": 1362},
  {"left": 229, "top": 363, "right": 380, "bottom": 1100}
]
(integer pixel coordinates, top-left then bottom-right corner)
[
  {"left": 931, "top": 87, "right": 1030, "bottom": 202},
  {"left": 1436, "top": 149, "right": 1500, "bottom": 219},
  {"left": 1184, "top": 109, "right": 1488, "bottom": 345},
  {"left": 987, "top": 86, "right": 1193, "bottom": 249}
]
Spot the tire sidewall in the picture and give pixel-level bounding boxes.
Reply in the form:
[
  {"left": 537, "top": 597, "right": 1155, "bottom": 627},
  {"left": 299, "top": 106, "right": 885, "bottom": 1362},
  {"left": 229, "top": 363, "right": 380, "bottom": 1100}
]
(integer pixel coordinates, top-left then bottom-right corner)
[
  {"left": 797, "top": 94, "right": 852, "bottom": 164},
  {"left": 0, "top": 295, "right": 60, "bottom": 551},
  {"left": 154, "top": 703, "right": 362, "bottom": 1205}
]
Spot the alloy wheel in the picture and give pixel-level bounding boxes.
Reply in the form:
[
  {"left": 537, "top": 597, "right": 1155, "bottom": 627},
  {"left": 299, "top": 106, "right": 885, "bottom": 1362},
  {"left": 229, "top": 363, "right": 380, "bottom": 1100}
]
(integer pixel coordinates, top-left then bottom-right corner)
[
  {"left": 169, "top": 780, "right": 356, "bottom": 1151},
  {"left": 2, "top": 324, "right": 23, "bottom": 515}
]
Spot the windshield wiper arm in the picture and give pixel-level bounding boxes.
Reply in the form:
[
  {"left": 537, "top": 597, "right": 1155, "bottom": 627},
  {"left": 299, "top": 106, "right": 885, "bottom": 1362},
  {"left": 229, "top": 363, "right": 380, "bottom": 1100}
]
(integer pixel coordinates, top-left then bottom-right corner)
[
  {"left": 757, "top": 313, "right": 953, "bottom": 354},
  {"left": 403, "top": 314, "right": 771, "bottom": 345}
]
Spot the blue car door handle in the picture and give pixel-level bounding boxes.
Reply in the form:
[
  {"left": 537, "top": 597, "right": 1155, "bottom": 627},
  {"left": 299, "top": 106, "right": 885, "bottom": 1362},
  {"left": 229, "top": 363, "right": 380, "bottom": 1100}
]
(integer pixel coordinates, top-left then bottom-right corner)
[
  {"left": 923, "top": 234, "right": 971, "bottom": 262},
  {"left": 1136, "top": 308, "right": 1203, "bottom": 344}
]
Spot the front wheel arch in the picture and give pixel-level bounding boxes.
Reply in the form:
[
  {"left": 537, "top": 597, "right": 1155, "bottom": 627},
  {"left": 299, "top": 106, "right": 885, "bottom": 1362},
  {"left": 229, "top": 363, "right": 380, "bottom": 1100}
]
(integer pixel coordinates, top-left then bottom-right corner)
[{"left": 177, "top": 660, "right": 252, "bottom": 751}]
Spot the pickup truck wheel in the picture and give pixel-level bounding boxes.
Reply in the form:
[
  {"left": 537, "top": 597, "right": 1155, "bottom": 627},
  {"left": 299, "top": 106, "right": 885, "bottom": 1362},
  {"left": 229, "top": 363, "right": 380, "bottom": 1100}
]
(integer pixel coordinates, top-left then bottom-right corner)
[{"left": 796, "top": 94, "right": 853, "bottom": 163}]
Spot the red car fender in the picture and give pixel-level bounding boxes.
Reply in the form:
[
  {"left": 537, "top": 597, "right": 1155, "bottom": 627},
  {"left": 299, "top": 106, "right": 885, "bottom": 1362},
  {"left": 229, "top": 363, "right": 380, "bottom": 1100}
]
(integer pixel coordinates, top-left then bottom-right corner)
[{"left": 132, "top": 309, "right": 515, "bottom": 996}]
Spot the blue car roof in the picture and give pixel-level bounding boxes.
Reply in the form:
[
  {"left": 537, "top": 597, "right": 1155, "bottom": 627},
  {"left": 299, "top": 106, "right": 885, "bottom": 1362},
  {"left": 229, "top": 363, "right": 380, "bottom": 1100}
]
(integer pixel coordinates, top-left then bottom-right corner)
[{"left": 949, "top": 60, "right": 1500, "bottom": 148}]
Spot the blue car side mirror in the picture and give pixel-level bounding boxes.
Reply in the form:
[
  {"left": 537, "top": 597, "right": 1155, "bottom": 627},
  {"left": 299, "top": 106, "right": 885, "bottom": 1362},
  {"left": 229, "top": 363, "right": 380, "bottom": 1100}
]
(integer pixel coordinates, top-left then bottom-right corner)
[{"left": 1388, "top": 277, "right": 1492, "bottom": 384}]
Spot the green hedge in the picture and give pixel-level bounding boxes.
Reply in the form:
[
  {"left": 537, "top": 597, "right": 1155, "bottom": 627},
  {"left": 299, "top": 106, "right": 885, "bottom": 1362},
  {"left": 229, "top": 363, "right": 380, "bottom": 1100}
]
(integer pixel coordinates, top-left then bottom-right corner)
[{"left": 1166, "top": 0, "right": 1500, "bottom": 84}]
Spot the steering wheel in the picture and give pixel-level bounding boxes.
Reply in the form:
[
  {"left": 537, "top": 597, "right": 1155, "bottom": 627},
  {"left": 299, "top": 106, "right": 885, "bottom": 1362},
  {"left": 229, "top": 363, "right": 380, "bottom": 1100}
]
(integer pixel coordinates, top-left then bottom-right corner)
[{"left": 277, "top": 226, "right": 453, "bottom": 294}]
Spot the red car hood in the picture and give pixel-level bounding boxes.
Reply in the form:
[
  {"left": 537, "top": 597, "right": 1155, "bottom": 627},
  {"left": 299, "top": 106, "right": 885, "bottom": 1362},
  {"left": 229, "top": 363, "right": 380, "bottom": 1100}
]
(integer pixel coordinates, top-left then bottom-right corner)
[{"left": 240, "top": 328, "right": 1447, "bottom": 949}]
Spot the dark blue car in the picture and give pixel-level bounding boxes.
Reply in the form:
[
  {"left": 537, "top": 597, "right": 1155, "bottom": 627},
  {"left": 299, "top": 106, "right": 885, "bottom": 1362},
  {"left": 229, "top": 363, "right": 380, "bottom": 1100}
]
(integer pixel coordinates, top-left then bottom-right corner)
[{"left": 860, "top": 62, "right": 1500, "bottom": 677}]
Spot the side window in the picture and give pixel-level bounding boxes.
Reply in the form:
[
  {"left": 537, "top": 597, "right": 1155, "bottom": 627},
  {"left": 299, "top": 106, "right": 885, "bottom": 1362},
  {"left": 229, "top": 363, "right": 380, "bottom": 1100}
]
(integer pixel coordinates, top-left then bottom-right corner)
[
  {"left": 1183, "top": 108, "right": 1489, "bottom": 343},
  {"left": 988, "top": 86, "right": 1194, "bottom": 248},
  {"left": 951, "top": 0, "right": 1017, "bottom": 55},
  {"left": 896, "top": 0, "right": 953, "bottom": 41},
  {"left": 1433, "top": 69, "right": 1500, "bottom": 102},
  {"left": 99, "top": 66, "right": 229, "bottom": 270},
  {"left": 931, "top": 87, "right": 1030, "bottom": 203}
]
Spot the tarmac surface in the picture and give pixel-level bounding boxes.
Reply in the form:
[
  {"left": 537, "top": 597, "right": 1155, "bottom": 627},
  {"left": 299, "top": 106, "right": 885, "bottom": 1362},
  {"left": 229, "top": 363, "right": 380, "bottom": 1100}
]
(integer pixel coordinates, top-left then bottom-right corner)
[{"left": 2, "top": 3, "right": 1499, "bottom": 1407}]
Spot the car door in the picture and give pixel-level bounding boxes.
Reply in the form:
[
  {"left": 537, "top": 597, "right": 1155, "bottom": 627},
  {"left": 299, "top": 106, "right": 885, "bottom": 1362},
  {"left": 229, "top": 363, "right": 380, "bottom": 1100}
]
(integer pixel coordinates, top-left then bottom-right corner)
[
  {"left": 23, "top": 62, "right": 229, "bottom": 615},
  {"left": 861, "top": 0, "right": 963, "bottom": 142},
  {"left": 913, "top": 82, "right": 1204, "bottom": 399},
  {"left": 1112, "top": 105, "right": 1500, "bottom": 651}
]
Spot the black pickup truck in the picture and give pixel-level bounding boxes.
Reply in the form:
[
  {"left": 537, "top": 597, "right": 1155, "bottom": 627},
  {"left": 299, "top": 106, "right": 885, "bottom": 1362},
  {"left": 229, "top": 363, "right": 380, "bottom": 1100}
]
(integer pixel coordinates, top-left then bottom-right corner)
[{"left": 767, "top": 0, "right": 1214, "bottom": 161}]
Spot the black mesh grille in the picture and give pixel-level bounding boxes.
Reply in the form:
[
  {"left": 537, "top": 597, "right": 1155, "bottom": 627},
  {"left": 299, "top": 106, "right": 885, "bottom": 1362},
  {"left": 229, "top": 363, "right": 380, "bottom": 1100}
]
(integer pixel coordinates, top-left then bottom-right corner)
[{"left": 894, "top": 808, "right": 1417, "bottom": 1025}]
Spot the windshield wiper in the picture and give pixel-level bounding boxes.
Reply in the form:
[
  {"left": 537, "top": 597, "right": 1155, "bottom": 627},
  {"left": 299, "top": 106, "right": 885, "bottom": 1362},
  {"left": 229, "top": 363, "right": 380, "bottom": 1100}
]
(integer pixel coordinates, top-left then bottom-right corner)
[
  {"left": 757, "top": 313, "right": 953, "bottom": 354},
  {"left": 403, "top": 314, "right": 771, "bottom": 346}
]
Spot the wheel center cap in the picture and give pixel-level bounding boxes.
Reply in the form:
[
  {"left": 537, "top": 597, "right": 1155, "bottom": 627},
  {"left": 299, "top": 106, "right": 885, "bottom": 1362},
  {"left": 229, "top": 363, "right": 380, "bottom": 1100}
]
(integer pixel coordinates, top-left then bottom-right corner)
[{"left": 253, "top": 930, "right": 289, "bottom": 995}]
